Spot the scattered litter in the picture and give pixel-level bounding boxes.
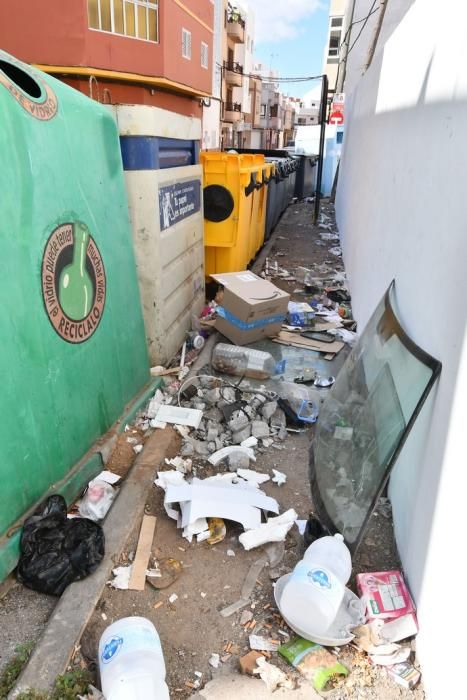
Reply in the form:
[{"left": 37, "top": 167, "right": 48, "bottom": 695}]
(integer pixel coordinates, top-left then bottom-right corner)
[
  {"left": 207, "top": 517, "right": 226, "bottom": 544},
  {"left": 209, "top": 653, "right": 221, "bottom": 669},
  {"left": 369, "top": 646, "right": 411, "bottom": 666},
  {"left": 201, "top": 591, "right": 207, "bottom": 598},
  {"left": 249, "top": 635, "right": 280, "bottom": 652},
  {"left": 226, "top": 549, "right": 235, "bottom": 557},
  {"left": 240, "top": 610, "right": 254, "bottom": 625},
  {"left": 240, "top": 650, "right": 264, "bottom": 676},
  {"left": 162, "top": 477, "right": 279, "bottom": 532},
  {"left": 168, "top": 593, "right": 178, "bottom": 604},
  {"left": 94, "top": 470, "right": 121, "bottom": 485},
  {"left": 237, "top": 468, "right": 270, "bottom": 486},
  {"left": 146, "top": 558, "right": 182, "bottom": 590},
  {"left": 386, "top": 661, "right": 421, "bottom": 689},
  {"left": 357, "top": 571, "right": 416, "bottom": 621},
  {"left": 253, "top": 657, "right": 295, "bottom": 692},
  {"left": 220, "top": 559, "right": 267, "bottom": 617},
  {"left": 272, "top": 469, "right": 287, "bottom": 486},
  {"left": 155, "top": 405, "right": 203, "bottom": 429},
  {"left": 126, "top": 437, "right": 138, "bottom": 445},
  {"left": 133, "top": 444, "right": 143, "bottom": 454},
  {"left": 296, "top": 520, "right": 307, "bottom": 535},
  {"left": 78, "top": 685, "right": 105, "bottom": 700},
  {"left": 239, "top": 509, "right": 297, "bottom": 550},
  {"left": 154, "top": 601, "right": 164, "bottom": 610},
  {"left": 79, "top": 480, "right": 115, "bottom": 522},
  {"left": 241, "top": 436, "right": 258, "bottom": 448},
  {"left": 165, "top": 456, "right": 193, "bottom": 474},
  {"left": 110, "top": 565, "right": 133, "bottom": 590},
  {"left": 329, "top": 246, "right": 342, "bottom": 256},
  {"left": 279, "top": 637, "right": 349, "bottom": 691},
  {"left": 314, "top": 375, "right": 335, "bottom": 388},
  {"left": 101, "top": 613, "right": 107, "bottom": 621}
]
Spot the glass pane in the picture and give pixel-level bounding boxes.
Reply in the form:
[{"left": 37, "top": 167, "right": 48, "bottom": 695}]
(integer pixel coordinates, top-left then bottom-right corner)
[
  {"left": 125, "top": 1, "right": 136, "bottom": 36},
  {"left": 88, "top": 0, "right": 100, "bottom": 28},
  {"left": 148, "top": 8, "right": 158, "bottom": 41},
  {"left": 100, "top": 0, "right": 112, "bottom": 31},
  {"left": 310, "top": 283, "right": 441, "bottom": 550},
  {"left": 137, "top": 5, "right": 148, "bottom": 39},
  {"left": 114, "top": 0, "right": 124, "bottom": 34}
]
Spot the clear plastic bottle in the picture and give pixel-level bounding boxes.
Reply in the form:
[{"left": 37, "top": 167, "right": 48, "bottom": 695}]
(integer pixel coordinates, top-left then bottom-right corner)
[
  {"left": 212, "top": 343, "right": 285, "bottom": 380},
  {"left": 280, "top": 534, "right": 351, "bottom": 635},
  {"left": 277, "top": 381, "right": 320, "bottom": 423},
  {"left": 99, "top": 617, "right": 170, "bottom": 700}
]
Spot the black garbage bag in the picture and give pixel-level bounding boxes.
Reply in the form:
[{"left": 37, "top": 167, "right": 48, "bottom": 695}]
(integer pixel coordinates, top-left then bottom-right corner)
[{"left": 17, "top": 494, "right": 105, "bottom": 596}]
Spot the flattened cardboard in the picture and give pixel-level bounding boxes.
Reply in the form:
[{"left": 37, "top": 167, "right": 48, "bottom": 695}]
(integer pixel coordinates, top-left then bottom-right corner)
[
  {"left": 212, "top": 271, "right": 290, "bottom": 345},
  {"left": 272, "top": 331, "right": 344, "bottom": 355}
]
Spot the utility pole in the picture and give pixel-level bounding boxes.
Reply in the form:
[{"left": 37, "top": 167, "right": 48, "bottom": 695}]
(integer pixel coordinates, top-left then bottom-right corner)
[{"left": 313, "top": 74, "right": 328, "bottom": 224}]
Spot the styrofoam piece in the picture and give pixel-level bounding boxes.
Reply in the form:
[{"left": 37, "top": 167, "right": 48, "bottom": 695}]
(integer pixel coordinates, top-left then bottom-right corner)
[
  {"left": 237, "top": 468, "right": 270, "bottom": 486},
  {"left": 208, "top": 446, "right": 256, "bottom": 466},
  {"left": 155, "top": 405, "right": 203, "bottom": 428},
  {"left": 272, "top": 469, "right": 287, "bottom": 486},
  {"left": 239, "top": 509, "right": 297, "bottom": 550},
  {"left": 94, "top": 470, "right": 121, "bottom": 485},
  {"left": 183, "top": 518, "right": 209, "bottom": 542},
  {"left": 274, "top": 574, "right": 366, "bottom": 646},
  {"left": 369, "top": 647, "right": 411, "bottom": 666},
  {"left": 240, "top": 436, "right": 259, "bottom": 448},
  {"left": 109, "top": 566, "right": 133, "bottom": 590},
  {"left": 164, "top": 478, "right": 279, "bottom": 531}
]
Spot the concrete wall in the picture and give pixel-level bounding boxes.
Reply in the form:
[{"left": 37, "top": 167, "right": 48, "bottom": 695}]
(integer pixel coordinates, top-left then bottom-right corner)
[{"left": 335, "top": 2, "right": 467, "bottom": 698}]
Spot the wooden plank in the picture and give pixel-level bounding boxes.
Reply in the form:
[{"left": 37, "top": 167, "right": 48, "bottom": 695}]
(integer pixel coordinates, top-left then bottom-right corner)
[{"left": 128, "top": 515, "right": 157, "bottom": 591}]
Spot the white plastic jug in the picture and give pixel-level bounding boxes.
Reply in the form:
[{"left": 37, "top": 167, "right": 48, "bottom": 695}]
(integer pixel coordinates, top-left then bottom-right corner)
[
  {"left": 280, "top": 534, "right": 351, "bottom": 635},
  {"left": 99, "top": 617, "right": 170, "bottom": 700},
  {"left": 304, "top": 534, "right": 352, "bottom": 583}
]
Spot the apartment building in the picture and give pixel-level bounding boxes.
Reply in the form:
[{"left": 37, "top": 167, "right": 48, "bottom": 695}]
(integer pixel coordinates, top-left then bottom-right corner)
[
  {"left": 0, "top": 0, "right": 214, "bottom": 118},
  {"left": 322, "top": 0, "right": 348, "bottom": 98}
]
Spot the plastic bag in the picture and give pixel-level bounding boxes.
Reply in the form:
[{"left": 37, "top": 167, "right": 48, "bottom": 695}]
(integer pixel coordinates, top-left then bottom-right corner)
[
  {"left": 17, "top": 494, "right": 105, "bottom": 596},
  {"left": 79, "top": 479, "right": 115, "bottom": 521}
]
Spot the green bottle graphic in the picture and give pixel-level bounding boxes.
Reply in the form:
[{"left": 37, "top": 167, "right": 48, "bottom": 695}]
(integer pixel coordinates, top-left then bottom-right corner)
[{"left": 58, "top": 222, "right": 93, "bottom": 320}]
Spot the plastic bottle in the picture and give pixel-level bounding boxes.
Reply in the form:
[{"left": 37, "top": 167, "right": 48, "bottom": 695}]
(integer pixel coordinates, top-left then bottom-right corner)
[
  {"left": 99, "top": 617, "right": 170, "bottom": 700},
  {"left": 211, "top": 343, "right": 285, "bottom": 380},
  {"left": 280, "top": 534, "right": 351, "bottom": 636},
  {"left": 277, "top": 381, "right": 320, "bottom": 423}
]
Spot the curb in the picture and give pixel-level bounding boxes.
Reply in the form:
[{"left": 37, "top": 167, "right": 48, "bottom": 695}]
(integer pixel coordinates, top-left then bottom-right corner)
[{"left": 9, "top": 427, "right": 177, "bottom": 698}]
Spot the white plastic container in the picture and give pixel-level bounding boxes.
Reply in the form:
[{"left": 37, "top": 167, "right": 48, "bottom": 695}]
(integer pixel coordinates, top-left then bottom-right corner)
[
  {"left": 304, "top": 534, "right": 352, "bottom": 583},
  {"left": 280, "top": 534, "right": 351, "bottom": 635},
  {"left": 99, "top": 617, "right": 170, "bottom": 700}
]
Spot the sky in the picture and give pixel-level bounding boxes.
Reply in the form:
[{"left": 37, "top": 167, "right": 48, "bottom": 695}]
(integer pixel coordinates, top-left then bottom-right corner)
[{"left": 244, "top": 0, "right": 331, "bottom": 99}]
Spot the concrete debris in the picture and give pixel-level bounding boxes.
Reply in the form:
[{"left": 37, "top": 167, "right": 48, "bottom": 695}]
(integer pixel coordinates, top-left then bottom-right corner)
[
  {"left": 260, "top": 401, "right": 278, "bottom": 421},
  {"left": 240, "top": 436, "right": 258, "bottom": 448},
  {"left": 227, "top": 451, "right": 251, "bottom": 471},
  {"left": 251, "top": 421, "right": 270, "bottom": 439},
  {"left": 208, "top": 445, "right": 256, "bottom": 467},
  {"left": 165, "top": 456, "right": 193, "bottom": 474}
]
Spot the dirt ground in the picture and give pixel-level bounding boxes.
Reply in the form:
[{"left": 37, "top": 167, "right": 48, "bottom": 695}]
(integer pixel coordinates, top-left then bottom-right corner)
[{"left": 1, "top": 199, "right": 424, "bottom": 699}]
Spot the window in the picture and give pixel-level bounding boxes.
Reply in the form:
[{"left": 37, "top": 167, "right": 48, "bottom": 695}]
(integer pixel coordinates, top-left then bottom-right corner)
[
  {"left": 182, "top": 28, "right": 192, "bottom": 59},
  {"left": 331, "top": 16, "right": 343, "bottom": 27},
  {"left": 328, "top": 30, "right": 341, "bottom": 59},
  {"left": 260, "top": 104, "right": 266, "bottom": 117},
  {"left": 88, "top": 0, "right": 159, "bottom": 42},
  {"left": 201, "top": 41, "right": 209, "bottom": 69}
]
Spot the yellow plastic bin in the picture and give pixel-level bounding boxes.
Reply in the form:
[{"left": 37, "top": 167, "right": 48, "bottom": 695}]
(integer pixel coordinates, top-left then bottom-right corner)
[
  {"left": 255, "top": 163, "right": 272, "bottom": 255},
  {"left": 201, "top": 151, "right": 266, "bottom": 276}
]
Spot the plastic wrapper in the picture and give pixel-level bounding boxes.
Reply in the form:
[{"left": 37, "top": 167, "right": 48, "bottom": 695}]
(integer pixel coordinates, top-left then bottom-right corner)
[
  {"left": 278, "top": 637, "right": 348, "bottom": 691},
  {"left": 17, "top": 494, "right": 105, "bottom": 596},
  {"left": 79, "top": 479, "right": 115, "bottom": 521}
]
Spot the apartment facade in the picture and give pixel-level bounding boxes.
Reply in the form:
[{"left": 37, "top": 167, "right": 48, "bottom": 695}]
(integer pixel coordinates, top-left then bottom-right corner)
[
  {"left": 0, "top": 0, "right": 214, "bottom": 118},
  {"left": 322, "top": 0, "right": 348, "bottom": 98}
]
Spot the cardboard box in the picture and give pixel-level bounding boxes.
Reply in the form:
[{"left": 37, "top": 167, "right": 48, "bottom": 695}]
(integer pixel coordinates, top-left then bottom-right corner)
[
  {"left": 356, "top": 571, "right": 416, "bottom": 621},
  {"left": 211, "top": 271, "right": 290, "bottom": 345}
]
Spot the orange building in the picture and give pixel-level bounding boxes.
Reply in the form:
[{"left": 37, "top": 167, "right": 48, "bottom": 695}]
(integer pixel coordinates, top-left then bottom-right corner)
[{"left": 0, "top": 0, "right": 214, "bottom": 117}]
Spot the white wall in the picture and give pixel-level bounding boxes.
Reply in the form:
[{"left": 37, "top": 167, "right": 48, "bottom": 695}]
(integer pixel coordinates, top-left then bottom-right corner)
[
  {"left": 202, "top": 0, "right": 222, "bottom": 149},
  {"left": 336, "top": 2, "right": 467, "bottom": 698}
]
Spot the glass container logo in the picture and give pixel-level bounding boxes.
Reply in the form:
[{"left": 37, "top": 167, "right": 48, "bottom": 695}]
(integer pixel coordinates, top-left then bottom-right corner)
[{"left": 41, "top": 222, "right": 106, "bottom": 343}]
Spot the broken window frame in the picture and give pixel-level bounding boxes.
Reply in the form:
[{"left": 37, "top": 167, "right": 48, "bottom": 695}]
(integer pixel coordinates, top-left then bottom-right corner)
[{"left": 309, "top": 281, "right": 442, "bottom": 553}]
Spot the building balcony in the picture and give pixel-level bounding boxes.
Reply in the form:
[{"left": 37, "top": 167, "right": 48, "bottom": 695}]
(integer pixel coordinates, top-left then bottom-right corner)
[
  {"left": 269, "top": 116, "right": 282, "bottom": 130},
  {"left": 224, "top": 102, "right": 242, "bottom": 123},
  {"left": 227, "top": 16, "right": 245, "bottom": 43},
  {"left": 224, "top": 62, "right": 243, "bottom": 87}
]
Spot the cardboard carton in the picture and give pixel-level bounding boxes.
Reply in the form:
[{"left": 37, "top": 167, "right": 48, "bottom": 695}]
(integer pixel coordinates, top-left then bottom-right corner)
[{"left": 211, "top": 271, "right": 290, "bottom": 345}]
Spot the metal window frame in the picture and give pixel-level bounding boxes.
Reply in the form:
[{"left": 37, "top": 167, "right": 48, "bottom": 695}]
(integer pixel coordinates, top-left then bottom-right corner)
[
  {"left": 182, "top": 28, "right": 192, "bottom": 59},
  {"left": 89, "top": 0, "right": 159, "bottom": 43}
]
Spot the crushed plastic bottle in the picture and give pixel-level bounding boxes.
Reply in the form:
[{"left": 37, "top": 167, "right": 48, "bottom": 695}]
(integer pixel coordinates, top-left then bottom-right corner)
[{"left": 212, "top": 343, "right": 286, "bottom": 380}]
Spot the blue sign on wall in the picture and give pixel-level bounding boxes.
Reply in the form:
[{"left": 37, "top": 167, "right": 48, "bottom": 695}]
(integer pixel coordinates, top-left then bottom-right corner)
[{"left": 159, "top": 179, "right": 201, "bottom": 231}]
